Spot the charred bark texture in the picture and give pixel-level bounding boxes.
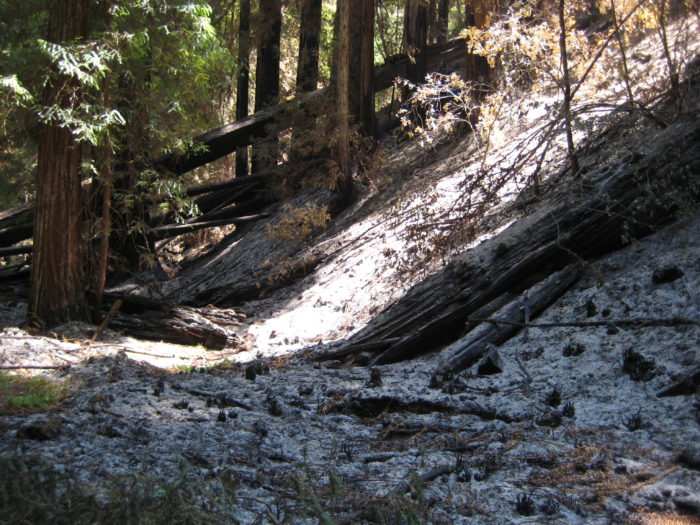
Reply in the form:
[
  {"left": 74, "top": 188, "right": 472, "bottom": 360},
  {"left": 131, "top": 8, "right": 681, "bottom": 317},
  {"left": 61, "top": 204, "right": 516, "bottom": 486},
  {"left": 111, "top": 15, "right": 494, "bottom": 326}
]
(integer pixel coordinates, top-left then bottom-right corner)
[
  {"left": 296, "top": 0, "right": 323, "bottom": 93},
  {"left": 235, "top": 0, "right": 252, "bottom": 177},
  {"left": 252, "top": 0, "right": 281, "bottom": 173},
  {"left": 347, "top": 0, "right": 375, "bottom": 137},
  {"left": 108, "top": 300, "right": 230, "bottom": 350},
  {"left": 330, "top": 116, "right": 700, "bottom": 367}
]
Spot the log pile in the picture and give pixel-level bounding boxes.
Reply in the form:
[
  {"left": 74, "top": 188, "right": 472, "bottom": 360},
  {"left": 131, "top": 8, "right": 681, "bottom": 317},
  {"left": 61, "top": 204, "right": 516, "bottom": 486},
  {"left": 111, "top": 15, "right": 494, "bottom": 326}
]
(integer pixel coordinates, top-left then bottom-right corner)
[{"left": 318, "top": 115, "right": 700, "bottom": 374}]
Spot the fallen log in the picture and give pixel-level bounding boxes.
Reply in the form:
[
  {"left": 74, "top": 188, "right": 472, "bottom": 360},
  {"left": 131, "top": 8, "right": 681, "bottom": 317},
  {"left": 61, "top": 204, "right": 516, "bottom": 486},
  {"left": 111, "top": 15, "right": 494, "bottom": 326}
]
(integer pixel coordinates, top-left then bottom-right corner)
[
  {"left": 149, "top": 213, "right": 271, "bottom": 240},
  {"left": 156, "top": 38, "right": 470, "bottom": 175},
  {"left": 193, "top": 197, "right": 269, "bottom": 223},
  {"left": 0, "top": 223, "right": 33, "bottom": 248},
  {"left": 108, "top": 302, "right": 230, "bottom": 350},
  {"left": 338, "top": 115, "right": 700, "bottom": 366},
  {"left": 0, "top": 202, "right": 31, "bottom": 226},
  {"left": 0, "top": 268, "right": 30, "bottom": 281},
  {"left": 0, "top": 37, "right": 472, "bottom": 248},
  {"left": 199, "top": 252, "right": 323, "bottom": 307},
  {"left": 432, "top": 265, "right": 580, "bottom": 376},
  {"left": 0, "top": 245, "right": 32, "bottom": 257}
]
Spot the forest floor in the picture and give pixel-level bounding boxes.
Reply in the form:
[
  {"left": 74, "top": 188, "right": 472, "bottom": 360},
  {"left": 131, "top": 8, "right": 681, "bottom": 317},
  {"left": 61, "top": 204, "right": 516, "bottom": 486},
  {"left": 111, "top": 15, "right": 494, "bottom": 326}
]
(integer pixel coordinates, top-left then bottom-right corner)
[{"left": 1, "top": 16, "right": 699, "bottom": 525}]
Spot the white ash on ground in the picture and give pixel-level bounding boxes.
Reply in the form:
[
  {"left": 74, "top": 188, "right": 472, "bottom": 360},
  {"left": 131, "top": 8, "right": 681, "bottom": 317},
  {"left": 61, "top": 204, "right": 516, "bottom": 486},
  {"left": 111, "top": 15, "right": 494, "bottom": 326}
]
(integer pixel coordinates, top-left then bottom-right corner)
[{"left": 0, "top": 211, "right": 698, "bottom": 524}]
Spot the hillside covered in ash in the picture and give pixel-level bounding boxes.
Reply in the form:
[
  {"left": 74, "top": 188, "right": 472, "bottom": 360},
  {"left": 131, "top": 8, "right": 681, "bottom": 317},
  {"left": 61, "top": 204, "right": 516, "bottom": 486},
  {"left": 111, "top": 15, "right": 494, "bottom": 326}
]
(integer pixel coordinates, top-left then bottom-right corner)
[{"left": 1, "top": 7, "right": 700, "bottom": 525}]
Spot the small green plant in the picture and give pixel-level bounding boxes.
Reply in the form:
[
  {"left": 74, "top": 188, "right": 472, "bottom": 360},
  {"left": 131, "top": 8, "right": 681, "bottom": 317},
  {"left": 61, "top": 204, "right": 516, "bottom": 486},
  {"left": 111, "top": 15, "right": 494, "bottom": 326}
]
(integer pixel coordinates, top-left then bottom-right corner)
[{"left": 0, "top": 372, "right": 68, "bottom": 414}]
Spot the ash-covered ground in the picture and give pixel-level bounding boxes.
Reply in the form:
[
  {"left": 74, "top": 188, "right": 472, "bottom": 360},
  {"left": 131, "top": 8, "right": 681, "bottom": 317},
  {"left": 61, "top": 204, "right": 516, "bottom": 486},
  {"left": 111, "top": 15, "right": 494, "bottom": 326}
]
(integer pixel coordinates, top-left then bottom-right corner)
[{"left": 1, "top": 211, "right": 698, "bottom": 524}]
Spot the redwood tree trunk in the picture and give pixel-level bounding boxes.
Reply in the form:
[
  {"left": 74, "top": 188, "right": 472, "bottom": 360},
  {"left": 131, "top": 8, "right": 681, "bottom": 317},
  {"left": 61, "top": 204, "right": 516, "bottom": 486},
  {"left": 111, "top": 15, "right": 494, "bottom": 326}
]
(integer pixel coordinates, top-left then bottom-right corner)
[
  {"left": 348, "top": 0, "right": 375, "bottom": 137},
  {"left": 335, "top": 0, "right": 354, "bottom": 207},
  {"left": 403, "top": 0, "right": 428, "bottom": 85},
  {"left": 252, "top": 0, "right": 281, "bottom": 173},
  {"left": 30, "top": 0, "right": 89, "bottom": 327},
  {"left": 296, "top": 0, "right": 323, "bottom": 93},
  {"left": 437, "top": 0, "right": 450, "bottom": 43},
  {"left": 235, "top": 0, "right": 251, "bottom": 177}
]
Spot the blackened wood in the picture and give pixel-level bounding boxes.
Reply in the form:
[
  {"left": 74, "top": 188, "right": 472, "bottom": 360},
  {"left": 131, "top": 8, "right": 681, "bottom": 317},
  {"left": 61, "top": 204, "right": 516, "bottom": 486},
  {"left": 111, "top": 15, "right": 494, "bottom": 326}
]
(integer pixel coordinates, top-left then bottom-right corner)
[
  {"left": 296, "top": 0, "right": 323, "bottom": 93},
  {"left": 149, "top": 213, "right": 270, "bottom": 240},
  {"left": 0, "top": 223, "right": 33, "bottom": 248},
  {"left": 252, "top": 0, "right": 282, "bottom": 172},
  {"left": 109, "top": 304, "right": 229, "bottom": 350},
  {"left": 340, "top": 116, "right": 700, "bottom": 365},
  {"left": 236, "top": 0, "right": 251, "bottom": 177},
  {"left": 0, "top": 245, "right": 32, "bottom": 257},
  {"left": 431, "top": 265, "right": 580, "bottom": 375}
]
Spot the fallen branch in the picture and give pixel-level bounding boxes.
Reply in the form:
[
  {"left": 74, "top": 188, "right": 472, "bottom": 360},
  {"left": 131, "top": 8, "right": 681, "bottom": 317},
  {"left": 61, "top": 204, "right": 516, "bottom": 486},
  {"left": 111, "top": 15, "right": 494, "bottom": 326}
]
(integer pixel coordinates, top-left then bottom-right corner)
[
  {"left": 0, "top": 365, "right": 68, "bottom": 370},
  {"left": 467, "top": 316, "right": 700, "bottom": 328},
  {"left": 92, "top": 299, "right": 123, "bottom": 342},
  {"left": 392, "top": 465, "right": 453, "bottom": 496},
  {"left": 432, "top": 265, "right": 581, "bottom": 377}
]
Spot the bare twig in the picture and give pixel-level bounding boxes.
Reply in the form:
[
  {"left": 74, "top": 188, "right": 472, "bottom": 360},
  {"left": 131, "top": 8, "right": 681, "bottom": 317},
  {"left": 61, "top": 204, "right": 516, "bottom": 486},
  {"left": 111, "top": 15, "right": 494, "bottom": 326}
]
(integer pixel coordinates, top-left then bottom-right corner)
[
  {"left": 392, "top": 464, "right": 453, "bottom": 496},
  {"left": 0, "top": 365, "right": 68, "bottom": 370},
  {"left": 468, "top": 317, "right": 700, "bottom": 328},
  {"left": 92, "top": 299, "right": 123, "bottom": 342}
]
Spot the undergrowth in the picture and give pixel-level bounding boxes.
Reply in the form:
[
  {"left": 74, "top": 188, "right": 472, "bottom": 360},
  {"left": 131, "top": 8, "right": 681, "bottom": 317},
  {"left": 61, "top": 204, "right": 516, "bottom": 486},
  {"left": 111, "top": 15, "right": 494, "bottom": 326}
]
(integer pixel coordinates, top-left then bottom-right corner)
[
  {"left": 0, "top": 372, "right": 67, "bottom": 414},
  {"left": 0, "top": 457, "right": 240, "bottom": 525}
]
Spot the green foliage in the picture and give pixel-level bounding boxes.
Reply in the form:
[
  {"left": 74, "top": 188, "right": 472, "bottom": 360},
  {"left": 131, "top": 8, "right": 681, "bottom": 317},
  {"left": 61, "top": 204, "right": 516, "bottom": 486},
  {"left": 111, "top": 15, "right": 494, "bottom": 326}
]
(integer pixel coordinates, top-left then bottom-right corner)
[
  {"left": 0, "top": 372, "right": 67, "bottom": 414},
  {"left": 0, "top": 0, "right": 235, "bottom": 210},
  {"left": 0, "top": 457, "right": 240, "bottom": 525}
]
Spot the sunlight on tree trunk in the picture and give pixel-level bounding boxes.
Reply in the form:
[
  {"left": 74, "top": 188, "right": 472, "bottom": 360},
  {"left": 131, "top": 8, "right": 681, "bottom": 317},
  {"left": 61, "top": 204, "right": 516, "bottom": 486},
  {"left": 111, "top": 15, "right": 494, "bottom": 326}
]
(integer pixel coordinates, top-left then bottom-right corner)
[{"left": 335, "top": 0, "right": 354, "bottom": 207}]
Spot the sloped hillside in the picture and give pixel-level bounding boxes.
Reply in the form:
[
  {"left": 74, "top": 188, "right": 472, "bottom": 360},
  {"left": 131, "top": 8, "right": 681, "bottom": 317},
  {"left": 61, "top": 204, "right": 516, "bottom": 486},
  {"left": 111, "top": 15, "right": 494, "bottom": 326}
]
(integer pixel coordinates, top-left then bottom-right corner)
[{"left": 1, "top": 14, "right": 699, "bottom": 525}]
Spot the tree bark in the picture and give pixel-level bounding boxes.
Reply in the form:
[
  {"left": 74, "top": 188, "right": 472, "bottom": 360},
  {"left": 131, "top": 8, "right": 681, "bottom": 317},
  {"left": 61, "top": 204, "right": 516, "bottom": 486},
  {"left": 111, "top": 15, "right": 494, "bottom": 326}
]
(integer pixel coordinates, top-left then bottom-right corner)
[
  {"left": 235, "top": 0, "right": 251, "bottom": 177},
  {"left": 437, "top": 0, "right": 450, "bottom": 43},
  {"left": 252, "top": 0, "right": 281, "bottom": 173},
  {"left": 30, "top": 0, "right": 89, "bottom": 327},
  {"left": 296, "top": 0, "right": 323, "bottom": 94},
  {"left": 403, "top": 0, "right": 429, "bottom": 85},
  {"left": 334, "top": 0, "right": 354, "bottom": 207},
  {"left": 348, "top": 0, "right": 376, "bottom": 138}
]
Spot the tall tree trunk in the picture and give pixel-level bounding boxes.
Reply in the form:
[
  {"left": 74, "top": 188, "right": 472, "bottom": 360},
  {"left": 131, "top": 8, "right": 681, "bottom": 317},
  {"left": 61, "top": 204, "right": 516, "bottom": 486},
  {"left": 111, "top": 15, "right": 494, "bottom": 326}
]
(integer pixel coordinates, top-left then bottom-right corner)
[
  {"left": 403, "top": 0, "right": 428, "bottom": 85},
  {"left": 334, "top": 0, "right": 375, "bottom": 206},
  {"left": 296, "top": 0, "right": 323, "bottom": 93},
  {"left": 437, "top": 0, "right": 450, "bottom": 43},
  {"left": 348, "top": 0, "right": 376, "bottom": 137},
  {"left": 427, "top": 0, "right": 437, "bottom": 44},
  {"left": 30, "top": 0, "right": 89, "bottom": 327},
  {"left": 334, "top": 0, "right": 354, "bottom": 207},
  {"left": 235, "top": 0, "right": 251, "bottom": 177},
  {"left": 252, "top": 0, "right": 281, "bottom": 173},
  {"left": 291, "top": 0, "right": 323, "bottom": 160}
]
